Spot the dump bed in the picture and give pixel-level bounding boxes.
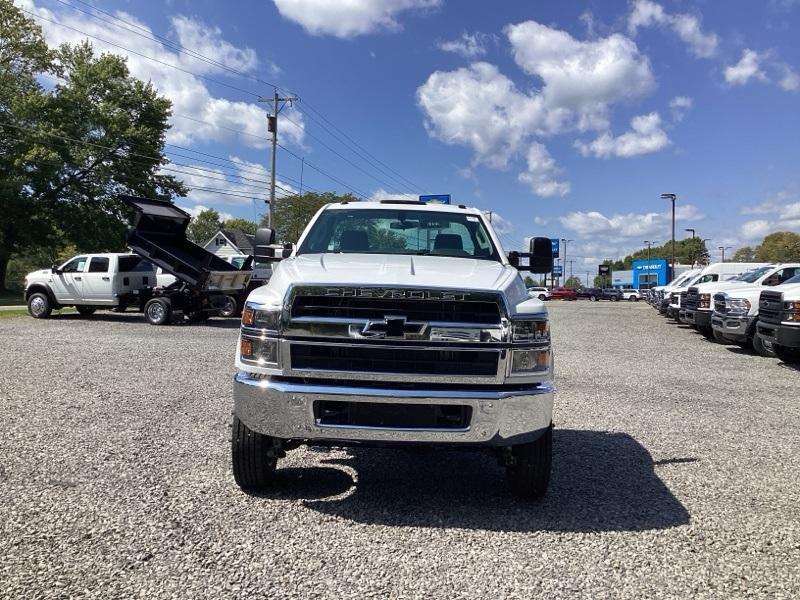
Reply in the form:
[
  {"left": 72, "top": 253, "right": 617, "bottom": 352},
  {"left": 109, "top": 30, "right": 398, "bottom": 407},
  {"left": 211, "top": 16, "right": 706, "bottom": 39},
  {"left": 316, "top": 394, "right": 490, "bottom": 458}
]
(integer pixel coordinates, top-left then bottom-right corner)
[{"left": 121, "top": 195, "right": 251, "bottom": 291}]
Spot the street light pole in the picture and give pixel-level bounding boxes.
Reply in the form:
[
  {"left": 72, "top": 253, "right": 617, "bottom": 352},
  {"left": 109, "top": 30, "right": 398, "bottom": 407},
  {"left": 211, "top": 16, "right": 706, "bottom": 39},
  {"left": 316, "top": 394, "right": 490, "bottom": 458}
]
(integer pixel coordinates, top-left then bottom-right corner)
[
  {"left": 684, "top": 228, "right": 696, "bottom": 266},
  {"left": 643, "top": 240, "right": 658, "bottom": 289},
  {"left": 702, "top": 238, "right": 712, "bottom": 266},
  {"left": 561, "top": 238, "right": 573, "bottom": 287},
  {"left": 661, "top": 193, "right": 677, "bottom": 282},
  {"left": 719, "top": 246, "right": 732, "bottom": 263}
]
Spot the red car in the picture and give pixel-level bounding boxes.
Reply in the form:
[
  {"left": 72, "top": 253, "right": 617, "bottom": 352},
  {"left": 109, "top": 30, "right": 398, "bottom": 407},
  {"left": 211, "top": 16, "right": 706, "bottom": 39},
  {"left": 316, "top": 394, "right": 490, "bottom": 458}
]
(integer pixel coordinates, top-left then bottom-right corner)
[{"left": 549, "top": 287, "right": 578, "bottom": 300}]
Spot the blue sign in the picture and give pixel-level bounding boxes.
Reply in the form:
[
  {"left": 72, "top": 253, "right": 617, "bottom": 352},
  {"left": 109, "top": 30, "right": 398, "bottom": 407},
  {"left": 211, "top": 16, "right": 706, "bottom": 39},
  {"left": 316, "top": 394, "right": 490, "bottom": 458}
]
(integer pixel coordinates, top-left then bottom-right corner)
[
  {"left": 551, "top": 238, "right": 560, "bottom": 257},
  {"left": 552, "top": 265, "right": 563, "bottom": 277},
  {"left": 419, "top": 194, "right": 451, "bottom": 205}
]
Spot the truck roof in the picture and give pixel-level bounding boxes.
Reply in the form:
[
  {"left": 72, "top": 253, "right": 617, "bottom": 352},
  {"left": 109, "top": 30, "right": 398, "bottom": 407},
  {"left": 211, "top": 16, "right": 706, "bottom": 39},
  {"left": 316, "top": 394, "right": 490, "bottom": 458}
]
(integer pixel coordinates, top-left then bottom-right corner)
[{"left": 321, "top": 200, "right": 484, "bottom": 216}]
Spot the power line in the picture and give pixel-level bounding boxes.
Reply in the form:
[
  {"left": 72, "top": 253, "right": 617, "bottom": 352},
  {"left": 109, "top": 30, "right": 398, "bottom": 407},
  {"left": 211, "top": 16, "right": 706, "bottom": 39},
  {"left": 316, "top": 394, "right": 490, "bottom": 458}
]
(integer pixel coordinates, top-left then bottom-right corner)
[{"left": 277, "top": 143, "right": 369, "bottom": 199}]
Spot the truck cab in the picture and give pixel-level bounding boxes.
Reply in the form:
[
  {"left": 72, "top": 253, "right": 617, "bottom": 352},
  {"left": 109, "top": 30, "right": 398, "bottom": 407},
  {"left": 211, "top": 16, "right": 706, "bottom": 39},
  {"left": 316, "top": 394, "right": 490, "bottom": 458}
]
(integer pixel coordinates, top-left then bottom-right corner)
[
  {"left": 231, "top": 200, "right": 556, "bottom": 498},
  {"left": 24, "top": 253, "right": 156, "bottom": 318},
  {"left": 756, "top": 276, "right": 800, "bottom": 364},
  {"left": 684, "top": 263, "right": 800, "bottom": 335}
]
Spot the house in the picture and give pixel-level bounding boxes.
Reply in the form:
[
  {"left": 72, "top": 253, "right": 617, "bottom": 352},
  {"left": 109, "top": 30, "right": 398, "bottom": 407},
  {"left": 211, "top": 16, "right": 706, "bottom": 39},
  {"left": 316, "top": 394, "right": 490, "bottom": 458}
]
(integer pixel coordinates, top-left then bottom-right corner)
[{"left": 203, "top": 229, "right": 254, "bottom": 259}]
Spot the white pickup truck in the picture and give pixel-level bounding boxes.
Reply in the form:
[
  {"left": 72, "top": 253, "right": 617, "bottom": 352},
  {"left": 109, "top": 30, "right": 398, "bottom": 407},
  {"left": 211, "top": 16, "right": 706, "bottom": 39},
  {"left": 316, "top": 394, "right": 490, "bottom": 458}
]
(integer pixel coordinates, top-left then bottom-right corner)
[
  {"left": 684, "top": 263, "right": 800, "bottom": 336},
  {"left": 231, "top": 200, "right": 556, "bottom": 499},
  {"left": 24, "top": 253, "right": 156, "bottom": 318},
  {"left": 756, "top": 277, "right": 800, "bottom": 364}
]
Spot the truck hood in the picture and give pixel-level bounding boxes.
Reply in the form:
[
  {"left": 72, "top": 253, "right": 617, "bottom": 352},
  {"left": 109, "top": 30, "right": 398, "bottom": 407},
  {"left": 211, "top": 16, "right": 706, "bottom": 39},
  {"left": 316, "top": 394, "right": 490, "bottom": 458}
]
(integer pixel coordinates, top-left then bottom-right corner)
[
  {"left": 274, "top": 253, "right": 516, "bottom": 290},
  {"left": 247, "top": 253, "right": 543, "bottom": 316}
]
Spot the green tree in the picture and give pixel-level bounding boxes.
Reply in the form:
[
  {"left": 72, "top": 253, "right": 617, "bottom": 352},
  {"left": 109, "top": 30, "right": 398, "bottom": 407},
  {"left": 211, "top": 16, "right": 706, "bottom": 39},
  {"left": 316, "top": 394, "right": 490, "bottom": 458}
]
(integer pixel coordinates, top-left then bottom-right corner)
[
  {"left": 564, "top": 276, "right": 583, "bottom": 289},
  {"left": 593, "top": 275, "right": 606, "bottom": 287},
  {"left": 754, "top": 232, "right": 800, "bottom": 262},
  {"left": 0, "top": 2, "right": 185, "bottom": 290},
  {"left": 523, "top": 275, "right": 535, "bottom": 286},
  {"left": 187, "top": 208, "right": 221, "bottom": 243},
  {"left": 223, "top": 217, "right": 257, "bottom": 235},
  {"left": 264, "top": 191, "right": 358, "bottom": 243},
  {"left": 732, "top": 246, "right": 756, "bottom": 262}
]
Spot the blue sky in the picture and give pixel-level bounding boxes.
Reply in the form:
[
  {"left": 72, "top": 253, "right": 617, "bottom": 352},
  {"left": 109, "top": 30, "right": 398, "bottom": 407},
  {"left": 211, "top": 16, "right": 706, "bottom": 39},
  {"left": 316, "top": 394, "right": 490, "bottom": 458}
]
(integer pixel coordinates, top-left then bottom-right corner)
[{"left": 19, "top": 0, "right": 800, "bottom": 268}]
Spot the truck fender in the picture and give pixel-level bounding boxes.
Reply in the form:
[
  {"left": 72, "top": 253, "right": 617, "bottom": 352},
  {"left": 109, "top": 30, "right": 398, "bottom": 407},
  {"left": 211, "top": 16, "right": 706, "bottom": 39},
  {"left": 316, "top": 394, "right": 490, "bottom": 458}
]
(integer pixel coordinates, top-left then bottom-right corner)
[{"left": 25, "top": 284, "right": 59, "bottom": 307}]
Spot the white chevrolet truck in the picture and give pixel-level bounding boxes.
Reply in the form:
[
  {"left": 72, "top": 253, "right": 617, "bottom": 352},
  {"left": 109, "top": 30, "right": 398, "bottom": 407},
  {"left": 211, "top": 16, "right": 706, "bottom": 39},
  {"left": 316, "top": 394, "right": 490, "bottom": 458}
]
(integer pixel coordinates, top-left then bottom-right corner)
[
  {"left": 756, "top": 277, "right": 800, "bottom": 364},
  {"left": 24, "top": 253, "right": 156, "bottom": 318},
  {"left": 684, "top": 263, "right": 800, "bottom": 336},
  {"left": 231, "top": 201, "right": 555, "bottom": 498}
]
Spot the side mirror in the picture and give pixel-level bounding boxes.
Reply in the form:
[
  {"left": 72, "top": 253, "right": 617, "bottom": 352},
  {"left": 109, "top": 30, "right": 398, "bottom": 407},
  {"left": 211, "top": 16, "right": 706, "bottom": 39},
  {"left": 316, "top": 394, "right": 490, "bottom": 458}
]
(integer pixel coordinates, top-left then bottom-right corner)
[
  {"left": 253, "top": 227, "right": 276, "bottom": 261},
  {"left": 281, "top": 243, "right": 294, "bottom": 259},
  {"left": 51, "top": 263, "right": 61, "bottom": 274},
  {"left": 529, "top": 237, "right": 554, "bottom": 274}
]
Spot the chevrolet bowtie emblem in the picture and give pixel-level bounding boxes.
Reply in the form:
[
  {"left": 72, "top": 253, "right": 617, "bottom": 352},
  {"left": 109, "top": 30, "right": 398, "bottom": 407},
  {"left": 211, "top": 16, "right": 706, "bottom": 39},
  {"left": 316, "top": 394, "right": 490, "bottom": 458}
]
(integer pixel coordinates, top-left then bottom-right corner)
[{"left": 357, "top": 316, "right": 426, "bottom": 339}]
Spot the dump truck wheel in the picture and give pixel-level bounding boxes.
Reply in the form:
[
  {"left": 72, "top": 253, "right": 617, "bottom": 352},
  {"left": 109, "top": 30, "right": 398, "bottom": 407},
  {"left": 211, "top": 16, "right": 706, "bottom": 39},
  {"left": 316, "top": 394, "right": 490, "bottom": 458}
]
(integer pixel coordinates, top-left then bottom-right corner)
[{"left": 144, "top": 298, "right": 171, "bottom": 325}]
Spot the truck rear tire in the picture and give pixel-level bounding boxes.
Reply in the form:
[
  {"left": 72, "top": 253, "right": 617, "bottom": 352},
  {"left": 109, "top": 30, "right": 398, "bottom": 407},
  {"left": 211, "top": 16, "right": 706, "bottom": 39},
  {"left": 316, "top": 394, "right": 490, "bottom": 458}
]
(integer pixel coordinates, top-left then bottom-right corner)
[
  {"left": 27, "top": 292, "right": 52, "bottom": 319},
  {"left": 144, "top": 298, "right": 171, "bottom": 325},
  {"left": 505, "top": 424, "right": 552, "bottom": 499},
  {"left": 231, "top": 415, "right": 278, "bottom": 491},
  {"left": 219, "top": 296, "right": 237, "bottom": 318},
  {"left": 773, "top": 343, "right": 800, "bottom": 364},
  {"left": 76, "top": 306, "right": 96, "bottom": 316}
]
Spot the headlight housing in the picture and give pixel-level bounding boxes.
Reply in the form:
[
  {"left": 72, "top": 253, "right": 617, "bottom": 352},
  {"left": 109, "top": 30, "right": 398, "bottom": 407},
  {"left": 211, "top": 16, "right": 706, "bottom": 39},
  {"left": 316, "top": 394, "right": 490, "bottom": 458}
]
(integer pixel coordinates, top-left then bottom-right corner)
[
  {"left": 242, "top": 302, "right": 281, "bottom": 331},
  {"left": 239, "top": 337, "right": 278, "bottom": 366},
  {"left": 726, "top": 297, "right": 751, "bottom": 315},
  {"left": 508, "top": 318, "right": 551, "bottom": 376},
  {"left": 784, "top": 301, "right": 800, "bottom": 322},
  {"left": 699, "top": 293, "right": 711, "bottom": 309},
  {"left": 511, "top": 319, "right": 550, "bottom": 343}
]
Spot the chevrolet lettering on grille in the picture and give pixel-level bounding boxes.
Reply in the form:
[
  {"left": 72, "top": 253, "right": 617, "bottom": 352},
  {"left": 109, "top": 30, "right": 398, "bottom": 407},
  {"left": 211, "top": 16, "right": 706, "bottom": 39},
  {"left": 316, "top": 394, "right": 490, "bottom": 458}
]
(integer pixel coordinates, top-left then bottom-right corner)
[{"left": 321, "top": 288, "right": 467, "bottom": 301}]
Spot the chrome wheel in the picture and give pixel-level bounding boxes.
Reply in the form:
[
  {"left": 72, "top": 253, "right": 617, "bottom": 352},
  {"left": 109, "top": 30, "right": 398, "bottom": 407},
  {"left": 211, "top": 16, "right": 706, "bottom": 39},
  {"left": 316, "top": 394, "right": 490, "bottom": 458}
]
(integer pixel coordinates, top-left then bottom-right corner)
[
  {"left": 219, "top": 296, "right": 237, "bottom": 318},
  {"left": 30, "top": 296, "right": 46, "bottom": 316}
]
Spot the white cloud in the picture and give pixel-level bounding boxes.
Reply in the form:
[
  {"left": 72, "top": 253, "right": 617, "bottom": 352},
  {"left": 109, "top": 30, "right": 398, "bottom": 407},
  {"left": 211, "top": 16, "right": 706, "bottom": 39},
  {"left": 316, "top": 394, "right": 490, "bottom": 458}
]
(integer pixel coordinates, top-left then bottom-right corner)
[
  {"left": 179, "top": 204, "right": 235, "bottom": 222},
  {"left": 628, "top": 0, "right": 719, "bottom": 58},
  {"left": 23, "top": 1, "right": 304, "bottom": 150},
  {"left": 669, "top": 95, "right": 693, "bottom": 121},
  {"left": 576, "top": 112, "right": 669, "bottom": 159},
  {"left": 483, "top": 212, "right": 513, "bottom": 235},
  {"left": 271, "top": 0, "right": 440, "bottom": 38},
  {"left": 169, "top": 15, "right": 263, "bottom": 74},
  {"left": 740, "top": 219, "right": 772, "bottom": 241},
  {"left": 518, "top": 143, "right": 570, "bottom": 197},
  {"left": 533, "top": 216, "right": 549, "bottom": 226},
  {"left": 437, "top": 32, "right": 491, "bottom": 58},
  {"left": 779, "top": 65, "right": 800, "bottom": 91},
  {"left": 505, "top": 20, "right": 655, "bottom": 130},
  {"left": 368, "top": 189, "right": 416, "bottom": 201},
  {"left": 724, "top": 49, "right": 769, "bottom": 86},
  {"left": 418, "top": 22, "right": 657, "bottom": 198},
  {"left": 559, "top": 204, "right": 703, "bottom": 239}
]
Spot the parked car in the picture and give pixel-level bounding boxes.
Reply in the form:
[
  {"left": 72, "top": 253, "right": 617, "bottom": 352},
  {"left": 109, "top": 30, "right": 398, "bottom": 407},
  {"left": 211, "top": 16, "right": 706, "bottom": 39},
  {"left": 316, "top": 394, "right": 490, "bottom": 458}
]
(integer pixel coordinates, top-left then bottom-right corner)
[
  {"left": 683, "top": 263, "right": 800, "bottom": 336},
  {"left": 756, "top": 276, "right": 800, "bottom": 364},
  {"left": 550, "top": 286, "right": 578, "bottom": 300},
  {"left": 25, "top": 253, "right": 157, "bottom": 317},
  {"left": 576, "top": 287, "right": 622, "bottom": 301},
  {"left": 527, "top": 286, "right": 551, "bottom": 301},
  {"left": 620, "top": 288, "right": 641, "bottom": 301}
]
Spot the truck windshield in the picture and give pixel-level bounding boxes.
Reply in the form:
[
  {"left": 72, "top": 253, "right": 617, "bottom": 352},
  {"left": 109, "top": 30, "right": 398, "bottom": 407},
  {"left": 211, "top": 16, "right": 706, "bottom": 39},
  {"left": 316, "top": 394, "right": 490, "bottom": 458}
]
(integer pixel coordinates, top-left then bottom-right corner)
[
  {"left": 735, "top": 266, "right": 772, "bottom": 283},
  {"left": 297, "top": 208, "right": 500, "bottom": 261}
]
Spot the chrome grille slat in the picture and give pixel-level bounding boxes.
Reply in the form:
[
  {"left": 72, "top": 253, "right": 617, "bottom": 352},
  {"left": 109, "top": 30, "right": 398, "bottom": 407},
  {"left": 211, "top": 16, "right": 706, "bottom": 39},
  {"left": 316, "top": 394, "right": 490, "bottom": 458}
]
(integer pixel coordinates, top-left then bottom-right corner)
[{"left": 759, "top": 291, "right": 783, "bottom": 325}]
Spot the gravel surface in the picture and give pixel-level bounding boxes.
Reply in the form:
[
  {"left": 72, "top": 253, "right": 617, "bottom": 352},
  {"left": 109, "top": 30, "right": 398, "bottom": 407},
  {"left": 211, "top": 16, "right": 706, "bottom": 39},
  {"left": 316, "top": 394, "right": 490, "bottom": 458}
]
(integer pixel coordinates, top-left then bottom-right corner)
[{"left": 1, "top": 303, "right": 798, "bottom": 599}]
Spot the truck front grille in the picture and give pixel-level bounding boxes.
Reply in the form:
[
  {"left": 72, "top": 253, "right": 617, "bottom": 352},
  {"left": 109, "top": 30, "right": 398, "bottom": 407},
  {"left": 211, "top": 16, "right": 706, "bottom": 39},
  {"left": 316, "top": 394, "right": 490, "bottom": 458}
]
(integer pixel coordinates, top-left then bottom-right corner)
[
  {"left": 759, "top": 291, "right": 783, "bottom": 325},
  {"left": 290, "top": 290, "right": 502, "bottom": 324},
  {"left": 290, "top": 343, "right": 499, "bottom": 376},
  {"left": 684, "top": 287, "right": 700, "bottom": 310},
  {"left": 314, "top": 400, "right": 471, "bottom": 430}
]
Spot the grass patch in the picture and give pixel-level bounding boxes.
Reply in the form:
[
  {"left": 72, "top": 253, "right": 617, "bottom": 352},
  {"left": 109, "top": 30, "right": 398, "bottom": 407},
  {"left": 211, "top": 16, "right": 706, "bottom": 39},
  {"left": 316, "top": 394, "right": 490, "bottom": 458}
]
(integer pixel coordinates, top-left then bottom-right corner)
[
  {"left": 0, "top": 307, "right": 77, "bottom": 320},
  {"left": 0, "top": 290, "right": 24, "bottom": 306}
]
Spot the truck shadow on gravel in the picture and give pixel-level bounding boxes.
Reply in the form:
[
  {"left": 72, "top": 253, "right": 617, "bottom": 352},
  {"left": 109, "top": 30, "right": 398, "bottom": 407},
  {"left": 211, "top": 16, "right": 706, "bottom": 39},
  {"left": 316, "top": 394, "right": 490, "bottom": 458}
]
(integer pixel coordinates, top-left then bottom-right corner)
[{"left": 271, "top": 430, "right": 692, "bottom": 533}]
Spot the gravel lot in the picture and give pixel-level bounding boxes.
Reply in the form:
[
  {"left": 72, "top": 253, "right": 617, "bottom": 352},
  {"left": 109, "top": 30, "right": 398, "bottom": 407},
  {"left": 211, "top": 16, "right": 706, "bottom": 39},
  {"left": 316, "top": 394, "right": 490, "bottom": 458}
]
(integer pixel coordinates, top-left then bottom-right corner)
[{"left": 1, "top": 302, "right": 798, "bottom": 599}]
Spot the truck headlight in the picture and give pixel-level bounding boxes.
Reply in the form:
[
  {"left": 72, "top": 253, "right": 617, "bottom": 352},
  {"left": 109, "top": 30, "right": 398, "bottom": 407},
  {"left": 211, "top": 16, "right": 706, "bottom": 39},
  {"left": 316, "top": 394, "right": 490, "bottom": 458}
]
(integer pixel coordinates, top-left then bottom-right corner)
[
  {"left": 699, "top": 293, "right": 711, "bottom": 309},
  {"left": 242, "top": 302, "right": 280, "bottom": 331},
  {"left": 240, "top": 336, "right": 278, "bottom": 366},
  {"left": 511, "top": 319, "right": 549, "bottom": 343},
  {"left": 727, "top": 298, "right": 750, "bottom": 315},
  {"left": 510, "top": 349, "right": 551, "bottom": 374}
]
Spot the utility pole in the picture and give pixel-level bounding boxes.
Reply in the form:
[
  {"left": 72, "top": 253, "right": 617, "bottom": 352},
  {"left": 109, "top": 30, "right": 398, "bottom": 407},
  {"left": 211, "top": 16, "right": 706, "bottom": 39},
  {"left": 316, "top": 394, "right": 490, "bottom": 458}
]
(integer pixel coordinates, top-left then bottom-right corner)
[
  {"left": 567, "top": 260, "right": 575, "bottom": 283},
  {"left": 644, "top": 240, "right": 657, "bottom": 289},
  {"left": 586, "top": 272, "right": 590, "bottom": 287},
  {"left": 561, "top": 238, "right": 573, "bottom": 284},
  {"left": 258, "top": 90, "right": 298, "bottom": 229}
]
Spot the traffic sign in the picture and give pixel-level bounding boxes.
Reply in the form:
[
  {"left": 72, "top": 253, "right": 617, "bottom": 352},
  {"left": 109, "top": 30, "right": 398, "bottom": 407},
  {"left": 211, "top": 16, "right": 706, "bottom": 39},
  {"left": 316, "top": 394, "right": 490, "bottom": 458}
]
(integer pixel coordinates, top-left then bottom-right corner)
[
  {"left": 419, "top": 194, "right": 451, "bottom": 204},
  {"left": 551, "top": 238, "right": 560, "bottom": 257},
  {"left": 553, "top": 265, "right": 563, "bottom": 277}
]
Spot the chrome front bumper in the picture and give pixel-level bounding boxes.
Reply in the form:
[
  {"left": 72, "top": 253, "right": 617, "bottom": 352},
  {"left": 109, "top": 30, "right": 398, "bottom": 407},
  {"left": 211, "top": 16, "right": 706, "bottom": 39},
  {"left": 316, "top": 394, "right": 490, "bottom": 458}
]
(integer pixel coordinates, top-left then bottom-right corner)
[
  {"left": 711, "top": 313, "right": 753, "bottom": 341},
  {"left": 233, "top": 372, "right": 554, "bottom": 446}
]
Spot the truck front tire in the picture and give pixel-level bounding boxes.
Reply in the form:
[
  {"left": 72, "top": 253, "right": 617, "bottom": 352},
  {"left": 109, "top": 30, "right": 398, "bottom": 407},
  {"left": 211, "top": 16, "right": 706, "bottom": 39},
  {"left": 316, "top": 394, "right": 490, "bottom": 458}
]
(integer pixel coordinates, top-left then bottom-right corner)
[
  {"left": 231, "top": 415, "right": 278, "bottom": 491},
  {"left": 505, "top": 424, "right": 552, "bottom": 500},
  {"left": 773, "top": 343, "right": 800, "bottom": 364},
  {"left": 27, "top": 292, "right": 52, "bottom": 319},
  {"left": 753, "top": 334, "right": 776, "bottom": 358},
  {"left": 144, "top": 298, "right": 171, "bottom": 325}
]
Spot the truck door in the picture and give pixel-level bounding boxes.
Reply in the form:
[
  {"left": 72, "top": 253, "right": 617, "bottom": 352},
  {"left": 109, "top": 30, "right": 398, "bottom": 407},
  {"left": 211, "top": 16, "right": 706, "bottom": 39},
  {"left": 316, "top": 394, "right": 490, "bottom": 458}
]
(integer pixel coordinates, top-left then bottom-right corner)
[
  {"left": 82, "top": 256, "right": 115, "bottom": 304},
  {"left": 52, "top": 256, "right": 88, "bottom": 302}
]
